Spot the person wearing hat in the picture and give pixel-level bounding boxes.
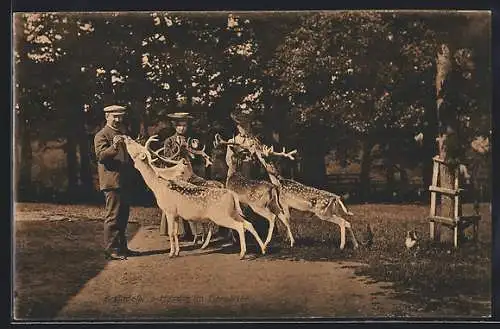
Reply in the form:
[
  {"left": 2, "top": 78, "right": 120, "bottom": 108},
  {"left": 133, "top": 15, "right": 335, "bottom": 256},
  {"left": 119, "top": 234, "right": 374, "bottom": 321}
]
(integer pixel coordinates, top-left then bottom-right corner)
[
  {"left": 94, "top": 104, "right": 139, "bottom": 260},
  {"left": 224, "top": 111, "right": 270, "bottom": 242},
  {"left": 160, "top": 112, "right": 208, "bottom": 240},
  {"left": 226, "top": 112, "right": 262, "bottom": 179}
]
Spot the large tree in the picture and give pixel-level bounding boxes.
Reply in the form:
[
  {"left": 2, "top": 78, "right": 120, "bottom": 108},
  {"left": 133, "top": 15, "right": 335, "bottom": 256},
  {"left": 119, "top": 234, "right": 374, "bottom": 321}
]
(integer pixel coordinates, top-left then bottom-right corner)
[{"left": 267, "top": 11, "right": 439, "bottom": 193}]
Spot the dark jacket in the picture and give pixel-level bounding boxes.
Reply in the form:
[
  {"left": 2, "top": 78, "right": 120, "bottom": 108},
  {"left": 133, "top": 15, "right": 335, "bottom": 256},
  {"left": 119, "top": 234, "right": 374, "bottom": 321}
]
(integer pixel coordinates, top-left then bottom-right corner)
[
  {"left": 163, "top": 133, "right": 194, "bottom": 174},
  {"left": 94, "top": 125, "right": 132, "bottom": 191}
]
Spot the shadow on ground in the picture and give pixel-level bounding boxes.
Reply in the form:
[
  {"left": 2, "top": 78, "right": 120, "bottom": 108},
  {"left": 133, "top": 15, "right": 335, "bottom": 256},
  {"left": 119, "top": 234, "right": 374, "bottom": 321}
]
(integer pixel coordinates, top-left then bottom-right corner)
[{"left": 14, "top": 219, "right": 141, "bottom": 320}]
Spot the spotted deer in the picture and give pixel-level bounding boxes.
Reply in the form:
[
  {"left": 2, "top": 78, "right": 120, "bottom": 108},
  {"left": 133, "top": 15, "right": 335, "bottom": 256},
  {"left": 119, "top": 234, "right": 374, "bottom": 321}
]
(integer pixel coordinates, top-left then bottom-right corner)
[
  {"left": 219, "top": 135, "right": 359, "bottom": 250},
  {"left": 122, "top": 135, "right": 267, "bottom": 259},
  {"left": 213, "top": 134, "right": 295, "bottom": 248},
  {"left": 150, "top": 137, "right": 225, "bottom": 246}
]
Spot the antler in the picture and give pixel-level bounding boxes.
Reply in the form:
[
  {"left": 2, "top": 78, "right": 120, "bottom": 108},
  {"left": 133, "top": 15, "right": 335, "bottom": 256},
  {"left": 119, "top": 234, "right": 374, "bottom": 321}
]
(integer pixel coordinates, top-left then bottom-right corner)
[
  {"left": 144, "top": 135, "right": 183, "bottom": 165},
  {"left": 262, "top": 145, "right": 298, "bottom": 160},
  {"left": 213, "top": 133, "right": 242, "bottom": 148},
  {"left": 186, "top": 137, "right": 213, "bottom": 168}
]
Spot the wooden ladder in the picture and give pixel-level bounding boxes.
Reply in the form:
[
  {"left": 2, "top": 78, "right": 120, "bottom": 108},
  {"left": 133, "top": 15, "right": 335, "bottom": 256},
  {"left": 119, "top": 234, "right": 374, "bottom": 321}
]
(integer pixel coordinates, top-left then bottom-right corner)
[{"left": 428, "top": 156, "right": 480, "bottom": 248}]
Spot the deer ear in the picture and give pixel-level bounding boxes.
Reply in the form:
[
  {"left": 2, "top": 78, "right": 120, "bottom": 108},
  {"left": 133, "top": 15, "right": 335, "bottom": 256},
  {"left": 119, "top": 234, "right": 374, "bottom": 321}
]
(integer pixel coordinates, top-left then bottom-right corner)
[{"left": 139, "top": 152, "right": 147, "bottom": 161}]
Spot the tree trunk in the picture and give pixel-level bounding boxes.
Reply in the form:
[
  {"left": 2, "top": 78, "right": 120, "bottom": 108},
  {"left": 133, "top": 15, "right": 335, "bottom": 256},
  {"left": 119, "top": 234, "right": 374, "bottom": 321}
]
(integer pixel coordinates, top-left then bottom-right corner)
[
  {"left": 139, "top": 109, "right": 150, "bottom": 138},
  {"left": 78, "top": 130, "right": 93, "bottom": 195},
  {"left": 386, "top": 164, "right": 395, "bottom": 201},
  {"left": 64, "top": 104, "right": 79, "bottom": 201},
  {"left": 384, "top": 143, "right": 395, "bottom": 201},
  {"left": 14, "top": 119, "right": 21, "bottom": 198},
  {"left": 300, "top": 148, "right": 327, "bottom": 189},
  {"left": 17, "top": 115, "right": 32, "bottom": 200},
  {"left": 66, "top": 128, "right": 78, "bottom": 201},
  {"left": 422, "top": 86, "right": 438, "bottom": 197},
  {"left": 359, "top": 139, "right": 375, "bottom": 201},
  {"left": 435, "top": 44, "right": 456, "bottom": 221}
]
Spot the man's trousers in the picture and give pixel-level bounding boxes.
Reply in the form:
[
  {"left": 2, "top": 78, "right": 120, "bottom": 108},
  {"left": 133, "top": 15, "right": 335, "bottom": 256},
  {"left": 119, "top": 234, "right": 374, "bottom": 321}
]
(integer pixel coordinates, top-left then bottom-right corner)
[{"left": 103, "top": 189, "right": 130, "bottom": 252}]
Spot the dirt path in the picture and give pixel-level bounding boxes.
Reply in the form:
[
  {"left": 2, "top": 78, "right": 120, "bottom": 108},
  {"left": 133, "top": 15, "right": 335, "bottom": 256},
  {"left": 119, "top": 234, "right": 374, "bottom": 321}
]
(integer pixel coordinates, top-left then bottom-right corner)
[{"left": 55, "top": 225, "right": 409, "bottom": 319}]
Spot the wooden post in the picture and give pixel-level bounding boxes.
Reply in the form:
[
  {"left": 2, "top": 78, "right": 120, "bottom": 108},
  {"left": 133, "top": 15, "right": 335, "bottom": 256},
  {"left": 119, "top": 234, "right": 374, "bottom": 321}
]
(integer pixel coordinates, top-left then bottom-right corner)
[
  {"left": 429, "top": 159, "right": 440, "bottom": 240},
  {"left": 453, "top": 167, "right": 461, "bottom": 248},
  {"left": 428, "top": 156, "right": 481, "bottom": 248}
]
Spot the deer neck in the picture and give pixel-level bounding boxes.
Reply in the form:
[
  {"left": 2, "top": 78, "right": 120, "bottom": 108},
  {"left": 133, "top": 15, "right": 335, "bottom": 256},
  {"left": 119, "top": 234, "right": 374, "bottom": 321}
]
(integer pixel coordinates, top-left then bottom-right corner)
[
  {"left": 226, "top": 157, "right": 239, "bottom": 181},
  {"left": 133, "top": 161, "right": 163, "bottom": 194},
  {"left": 254, "top": 152, "right": 282, "bottom": 186},
  {"left": 266, "top": 172, "right": 282, "bottom": 187}
]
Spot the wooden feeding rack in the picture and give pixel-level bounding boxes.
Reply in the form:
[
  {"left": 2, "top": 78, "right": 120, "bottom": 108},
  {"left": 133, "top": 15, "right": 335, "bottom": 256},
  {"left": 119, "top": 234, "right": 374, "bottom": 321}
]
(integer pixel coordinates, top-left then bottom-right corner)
[{"left": 428, "top": 156, "right": 481, "bottom": 248}]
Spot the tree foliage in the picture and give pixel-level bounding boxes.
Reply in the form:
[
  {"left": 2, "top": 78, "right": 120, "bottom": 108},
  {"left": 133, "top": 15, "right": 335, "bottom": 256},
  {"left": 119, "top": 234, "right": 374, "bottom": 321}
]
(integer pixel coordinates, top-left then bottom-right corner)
[{"left": 13, "top": 11, "right": 491, "bottom": 199}]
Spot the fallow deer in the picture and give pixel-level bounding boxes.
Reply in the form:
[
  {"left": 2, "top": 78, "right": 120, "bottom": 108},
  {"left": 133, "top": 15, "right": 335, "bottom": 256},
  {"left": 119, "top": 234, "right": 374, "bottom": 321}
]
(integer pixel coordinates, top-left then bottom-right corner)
[
  {"left": 213, "top": 134, "right": 295, "bottom": 248},
  {"left": 219, "top": 135, "right": 360, "bottom": 250},
  {"left": 149, "top": 136, "right": 225, "bottom": 246},
  {"left": 122, "top": 135, "right": 267, "bottom": 259}
]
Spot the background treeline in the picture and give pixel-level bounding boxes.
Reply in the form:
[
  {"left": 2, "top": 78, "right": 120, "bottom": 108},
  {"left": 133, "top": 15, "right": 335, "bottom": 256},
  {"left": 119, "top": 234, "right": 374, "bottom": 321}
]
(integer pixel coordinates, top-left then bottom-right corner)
[{"left": 13, "top": 11, "right": 491, "bottom": 205}]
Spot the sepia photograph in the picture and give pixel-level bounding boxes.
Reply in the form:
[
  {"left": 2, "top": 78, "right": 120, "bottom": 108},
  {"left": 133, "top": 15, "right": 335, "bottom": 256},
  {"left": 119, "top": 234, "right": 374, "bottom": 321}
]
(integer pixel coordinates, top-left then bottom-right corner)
[{"left": 12, "top": 10, "right": 492, "bottom": 321}]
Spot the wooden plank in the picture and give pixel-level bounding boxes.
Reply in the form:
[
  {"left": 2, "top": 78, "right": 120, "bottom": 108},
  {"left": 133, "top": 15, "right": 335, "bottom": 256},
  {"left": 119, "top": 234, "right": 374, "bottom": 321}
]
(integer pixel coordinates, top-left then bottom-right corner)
[
  {"left": 429, "top": 160, "right": 439, "bottom": 220},
  {"left": 432, "top": 156, "right": 447, "bottom": 164},
  {"left": 454, "top": 194, "right": 461, "bottom": 218},
  {"left": 429, "top": 186, "right": 463, "bottom": 196},
  {"left": 428, "top": 215, "right": 457, "bottom": 226},
  {"left": 432, "top": 160, "right": 440, "bottom": 186},
  {"left": 430, "top": 215, "right": 480, "bottom": 227},
  {"left": 454, "top": 167, "right": 461, "bottom": 219},
  {"left": 429, "top": 221, "right": 435, "bottom": 240},
  {"left": 459, "top": 215, "right": 481, "bottom": 223},
  {"left": 430, "top": 191, "right": 437, "bottom": 217}
]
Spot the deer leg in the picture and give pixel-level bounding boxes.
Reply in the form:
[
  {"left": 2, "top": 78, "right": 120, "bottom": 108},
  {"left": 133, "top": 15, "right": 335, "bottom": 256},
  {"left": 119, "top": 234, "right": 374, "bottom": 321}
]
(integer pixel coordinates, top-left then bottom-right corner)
[
  {"left": 166, "top": 213, "right": 175, "bottom": 257},
  {"left": 318, "top": 214, "right": 350, "bottom": 250},
  {"left": 251, "top": 206, "right": 277, "bottom": 248},
  {"left": 277, "top": 211, "right": 295, "bottom": 247},
  {"left": 173, "top": 219, "right": 180, "bottom": 256},
  {"left": 200, "top": 225, "right": 213, "bottom": 250},
  {"left": 235, "top": 223, "right": 247, "bottom": 260},
  {"left": 347, "top": 223, "right": 359, "bottom": 249},
  {"left": 189, "top": 221, "right": 199, "bottom": 246},
  {"left": 340, "top": 224, "right": 346, "bottom": 250},
  {"left": 242, "top": 219, "right": 267, "bottom": 255}
]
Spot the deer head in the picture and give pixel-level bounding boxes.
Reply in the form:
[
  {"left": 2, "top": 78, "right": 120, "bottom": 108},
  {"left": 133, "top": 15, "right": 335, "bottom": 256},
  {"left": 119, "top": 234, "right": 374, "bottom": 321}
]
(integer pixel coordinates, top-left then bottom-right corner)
[
  {"left": 213, "top": 133, "right": 297, "bottom": 179},
  {"left": 122, "top": 135, "right": 189, "bottom": 180}
]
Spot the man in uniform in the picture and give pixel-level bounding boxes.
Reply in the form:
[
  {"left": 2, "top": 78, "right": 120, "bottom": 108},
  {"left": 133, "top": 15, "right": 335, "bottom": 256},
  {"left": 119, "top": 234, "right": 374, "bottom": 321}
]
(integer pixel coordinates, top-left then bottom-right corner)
[{"left": 94, "top": 105, "right": 139, "bottom": 260}]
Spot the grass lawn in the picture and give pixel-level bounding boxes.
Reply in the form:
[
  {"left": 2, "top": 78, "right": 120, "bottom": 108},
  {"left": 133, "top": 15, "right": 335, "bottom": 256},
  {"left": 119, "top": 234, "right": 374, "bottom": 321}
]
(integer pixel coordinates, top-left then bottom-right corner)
[
  {"left": 268, "top": 202, "right": 492, "bottom": 317},
  {"left": 13, "top": 202, "right": 491, "bottom": 319}
]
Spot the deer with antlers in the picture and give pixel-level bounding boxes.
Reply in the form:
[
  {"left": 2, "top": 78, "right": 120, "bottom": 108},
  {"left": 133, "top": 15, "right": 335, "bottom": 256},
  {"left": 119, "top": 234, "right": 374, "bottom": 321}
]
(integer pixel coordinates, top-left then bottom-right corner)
[
  {"left": 213, "top": 134, "right": 296, "bottom": 248},
  {"left": 215, "top": 134, "right": 359, "bottom": 250},
  {"left": 122, "top": 135, "right": 267, "bottom": 259},
  {"left": 149, "top": 135, "right": 225, "bottom": 246}
]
